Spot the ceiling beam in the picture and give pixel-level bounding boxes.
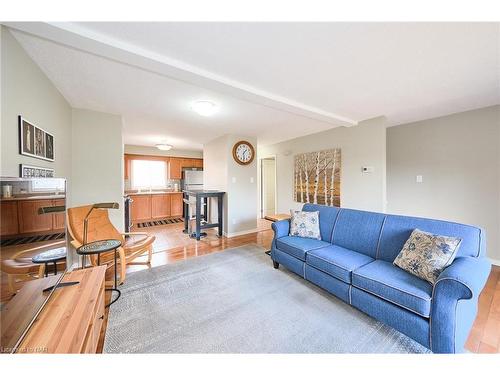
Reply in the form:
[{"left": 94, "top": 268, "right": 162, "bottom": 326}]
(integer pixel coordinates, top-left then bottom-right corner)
[{"left": 4, "top": 22, "right": 358, "bottom": 127}]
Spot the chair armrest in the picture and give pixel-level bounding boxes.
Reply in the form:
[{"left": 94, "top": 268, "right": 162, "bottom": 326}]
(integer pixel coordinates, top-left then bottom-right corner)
[
  {"left": 430, "top": 256, "right": 491, "bottom": 353},
  {"left": 435, "top": 256, "right": 491, "bottom": 298},
  {"left": 271, "top": 219, "right": 290, "bottom": 240}
]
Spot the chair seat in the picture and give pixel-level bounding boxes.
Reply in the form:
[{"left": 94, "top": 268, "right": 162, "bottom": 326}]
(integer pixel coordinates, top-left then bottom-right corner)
[
  {"left": 352, "top": 260, "right": 433, "bottom": 318},
  {"left": 1, "top": 259, "right": 41, "bottom": 274},
  {"left": 276, "top": 236, "right": 331, "bottom": 261},
  {"left": 124, "top": 234, "right": 156, "bottom": 253},
  {"left": 306, "top": 245, "right": 374, "bottom": 283}
]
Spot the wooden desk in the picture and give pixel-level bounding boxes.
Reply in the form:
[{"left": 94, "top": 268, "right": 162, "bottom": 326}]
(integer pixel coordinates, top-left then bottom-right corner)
[
  {"left": 264, "top": 213, "right": 291, "bottom": 222},
  {"left": 1, "top": 266, "right": 106, "bottom": 353}
]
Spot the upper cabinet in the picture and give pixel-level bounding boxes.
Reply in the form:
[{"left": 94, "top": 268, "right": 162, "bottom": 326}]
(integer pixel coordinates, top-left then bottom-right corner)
[{"left": 168, "top": 158, "right": 183, "bottom": 179}]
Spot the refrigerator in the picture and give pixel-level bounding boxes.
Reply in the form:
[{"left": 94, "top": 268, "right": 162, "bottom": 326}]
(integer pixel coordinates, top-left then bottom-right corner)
[{"left": 183, "top": 170, "right": 204, "bottom": 191}]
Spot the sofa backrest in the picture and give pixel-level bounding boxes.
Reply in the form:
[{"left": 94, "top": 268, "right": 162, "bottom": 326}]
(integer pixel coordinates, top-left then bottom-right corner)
[
  {"left": 377, "top": 214, "right": 485, "bottom": 262},
  {"left": 301, "top": 204, "right": 486, "bottom": 262},
  {"left": 302, "top": 203, "right": 341, "bottom": 242},
  {"left": 331, "top": 208, "right": 386, "bottom": 258}
]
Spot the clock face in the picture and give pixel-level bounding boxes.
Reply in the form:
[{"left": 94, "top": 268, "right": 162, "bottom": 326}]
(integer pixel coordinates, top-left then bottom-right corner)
[{"left": 233, "top": 141, "right": 254, "bottom": 165}]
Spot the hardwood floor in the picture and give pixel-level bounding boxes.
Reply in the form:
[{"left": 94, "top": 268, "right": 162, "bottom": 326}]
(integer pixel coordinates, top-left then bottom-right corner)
[{"left": 2, "top": 218, "right": 499, "bottom": 353}]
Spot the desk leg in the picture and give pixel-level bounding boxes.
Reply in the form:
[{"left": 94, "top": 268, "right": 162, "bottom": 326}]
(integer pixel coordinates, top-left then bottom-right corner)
[
  {"left": 183, "top": 194, "right": 189, "bottom": 233},
  {"left": 203, "top": 197, "right": 208, "bottom": 221},
  {"left": 217, "top": 196, "right": 223, "bottom": 236},
  {"left": 195, "top": 196, "right": 201, "bottom": 241}
]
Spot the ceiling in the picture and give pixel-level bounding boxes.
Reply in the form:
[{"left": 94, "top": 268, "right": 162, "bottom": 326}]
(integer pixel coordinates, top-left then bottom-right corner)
[{"left": 6, "top": 22, "right": 500, "bottom": 151}]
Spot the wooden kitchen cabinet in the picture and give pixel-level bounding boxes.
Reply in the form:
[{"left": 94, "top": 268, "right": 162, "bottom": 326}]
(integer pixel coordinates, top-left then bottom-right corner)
[
  {"left": 130, "top": 195, "right": 152, "bottom": 222},
  {"left": 168, "top": 158, "right": 183, "bottom": 179},
  {"left": 18, "top": 200, "right": 54, "bottom": 234},
  {"left": 1, "top": 201, "right": 19, "bottom": 236},
  {"left": 52, "top": 199, "right": 66, "bottom": 230},
  {"left": 151, "top": 194, "right": 171, "bottom": 219},
  {"left": 170, "top": 193, "right": 183, "bottom": 217}
]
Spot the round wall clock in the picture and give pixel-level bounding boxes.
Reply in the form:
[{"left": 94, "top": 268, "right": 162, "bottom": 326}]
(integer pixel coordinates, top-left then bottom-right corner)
[{"left": 232, "top": 141, "right": 255, "bottom": 165}]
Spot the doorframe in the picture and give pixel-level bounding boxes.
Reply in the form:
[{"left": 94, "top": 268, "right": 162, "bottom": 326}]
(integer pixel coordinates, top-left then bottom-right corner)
[{"left": 259, "top": 155, "right": 277, "bottom": 219}]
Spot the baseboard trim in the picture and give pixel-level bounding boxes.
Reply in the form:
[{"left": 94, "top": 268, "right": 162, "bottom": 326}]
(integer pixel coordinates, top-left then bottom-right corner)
[
  {"left": 489, "top": 257, "right": 500, "bottom": 267},
  {"left": 223, "top": 228, "right": 259, "bottom": 238}
]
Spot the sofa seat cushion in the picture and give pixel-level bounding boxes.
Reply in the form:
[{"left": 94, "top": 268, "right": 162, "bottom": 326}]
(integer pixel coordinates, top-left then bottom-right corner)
[
  {"left": 275, "top": 236, "right": 331, "bottom": 261},
  {"left": 352, "top": 260, "right": 433, "bottom": 318},
  {"left": 306, "top": 245, "right": 374, "bottom": 284}
]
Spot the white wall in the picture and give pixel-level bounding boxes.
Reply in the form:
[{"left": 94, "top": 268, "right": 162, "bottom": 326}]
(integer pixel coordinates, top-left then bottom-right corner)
[
  {"left": 1, "top": 27, "right": 72, "bottom": 181},
  {"left": 203, "top": 134, "right": 258, "bottom": 236},
  {"left": 387, "top": 105, "right": 500, "bottom": 263},
  {"left": 261, "top": 158, "right": 276, "bottom": 216},
  {"left": 124, "top": 144, "right": 202, "bottom": 159},
  {"left": 259, "top": 117, "right": 387, "bottom": 214},
  {"left": 71, "top": 108, "right": 125, "bottom": 231}
]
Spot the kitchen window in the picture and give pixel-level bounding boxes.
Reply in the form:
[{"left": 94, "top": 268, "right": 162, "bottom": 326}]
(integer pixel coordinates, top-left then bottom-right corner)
[{"left": 131, "top": 159, "right": 167, "bottom": 190}]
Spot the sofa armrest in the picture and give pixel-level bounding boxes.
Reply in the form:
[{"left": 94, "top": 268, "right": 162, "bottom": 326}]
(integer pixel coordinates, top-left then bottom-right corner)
[
  {"left": 271, "top": 219, "right": 290, "bottom": 240},
  {"left": 430, "top": 256, "right": 491, "bottom": 353}
]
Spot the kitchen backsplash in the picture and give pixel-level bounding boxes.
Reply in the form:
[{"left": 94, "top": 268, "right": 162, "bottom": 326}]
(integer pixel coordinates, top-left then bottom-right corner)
[{"left": 124, "top": 178, "right": 181, "bottom": 192}]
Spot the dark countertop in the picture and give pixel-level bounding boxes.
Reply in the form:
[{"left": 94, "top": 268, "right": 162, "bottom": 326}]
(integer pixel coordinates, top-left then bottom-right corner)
[{"left": 183, "top": 190, "right": 226, "bottom": 196}]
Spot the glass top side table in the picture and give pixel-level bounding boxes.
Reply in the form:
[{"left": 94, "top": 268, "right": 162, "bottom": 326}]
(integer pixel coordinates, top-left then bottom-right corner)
[
  {"left": 32, "top": 247, "right": 67, "bottom": 277},
  {"left": 76, "top": 239, "right": 122, "bottom": 307}
]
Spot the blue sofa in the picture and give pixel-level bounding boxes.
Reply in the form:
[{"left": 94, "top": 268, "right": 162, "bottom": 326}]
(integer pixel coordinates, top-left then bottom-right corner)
[{"left": 271, "top": 204, "right": 491, "bottom": 353}]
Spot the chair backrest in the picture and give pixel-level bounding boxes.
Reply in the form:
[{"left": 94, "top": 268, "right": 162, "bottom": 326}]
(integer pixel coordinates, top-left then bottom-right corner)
[
  {"left": 302, "top": 203, "right": 341, "bottom": 242},
  {"left": 67, "top": 205, "right": 123, "bottom": 245}
]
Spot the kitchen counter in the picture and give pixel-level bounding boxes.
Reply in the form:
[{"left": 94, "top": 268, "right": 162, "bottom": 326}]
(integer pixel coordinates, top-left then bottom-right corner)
[{"left": 1, "top": 194, "right": 65, "bottom": 201}]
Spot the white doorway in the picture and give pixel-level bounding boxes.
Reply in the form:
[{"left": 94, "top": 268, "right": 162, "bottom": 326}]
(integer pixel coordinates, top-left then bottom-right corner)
[{"left": 260, "top": 157, "right": 277, "bottom": 218}]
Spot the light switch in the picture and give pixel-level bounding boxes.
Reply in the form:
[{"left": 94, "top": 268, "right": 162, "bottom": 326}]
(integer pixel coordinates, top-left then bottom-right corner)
[
  {"left": 232, "top": 177, "right": 237, "bottom": 183},
  {"left": 416, "top": 175, "right": 423, "bottom": 183},
  {"left": 250, "top": 177, "right": 254, "bottom": 183}
]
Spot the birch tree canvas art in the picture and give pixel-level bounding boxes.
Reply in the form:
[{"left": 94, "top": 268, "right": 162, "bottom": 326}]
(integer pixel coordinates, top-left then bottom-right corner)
[{"left": 294, "top": 148, "right": 341, "bottom": 206}]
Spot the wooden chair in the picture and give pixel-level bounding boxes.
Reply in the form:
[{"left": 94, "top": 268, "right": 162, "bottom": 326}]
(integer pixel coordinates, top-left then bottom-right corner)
[
  {"left": 67, "top": 205, "right": 155, "bottom": 284},
  {"left": 1, "top": 241, "right": 65, "bottom": 295}
]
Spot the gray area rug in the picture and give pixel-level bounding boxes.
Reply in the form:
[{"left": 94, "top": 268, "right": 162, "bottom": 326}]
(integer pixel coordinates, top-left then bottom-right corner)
[{"left": 104, "top": 245, "right": 430, "bottom": 353}]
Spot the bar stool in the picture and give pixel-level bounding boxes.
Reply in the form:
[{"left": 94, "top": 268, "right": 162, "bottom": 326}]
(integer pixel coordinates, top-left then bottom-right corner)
[{"left": 183, "top": 197, "right": 208, "bottom": 238}]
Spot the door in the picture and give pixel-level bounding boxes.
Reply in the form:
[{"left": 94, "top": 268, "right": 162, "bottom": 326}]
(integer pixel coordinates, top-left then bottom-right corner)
[
  {"left": 170, "top": 194, "right": 183, "bottom": 217},
  {"left": 261, "top": 157, "right": 276, "bottom": 218},
  {"left": 18, "top": 200, "right": 54, "bottom": 234},
  {"left": 52, "top": 199, "right": 66, "bottom": 230},
  {"left": 1, "top": 201, "right": 19, "bottom": 236},
  {"left": 151, "top": 194, "right": 171, "bottom": 219},
  {"left": 130, "top": 195, "right": 152, "bottom": 221},
  {"left": 168, "top": 158, "right": 182, "bottom": 179}
]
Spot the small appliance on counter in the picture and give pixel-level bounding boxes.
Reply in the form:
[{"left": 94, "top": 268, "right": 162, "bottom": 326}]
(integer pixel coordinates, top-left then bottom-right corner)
[{"left": 2, "top": 184, "right": 13, "bottom": 198}]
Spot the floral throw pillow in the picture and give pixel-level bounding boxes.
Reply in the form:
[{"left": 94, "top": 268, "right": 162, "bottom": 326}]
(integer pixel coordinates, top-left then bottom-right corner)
[
  {"left": 393, "top": 229, "right": 462, "bottom": 285},
  {"left": 289, "top": 210, "right": 321, "bottom": 240}
]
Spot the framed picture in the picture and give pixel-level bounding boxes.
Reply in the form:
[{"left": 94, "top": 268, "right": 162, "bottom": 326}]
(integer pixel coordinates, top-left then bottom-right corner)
[
  {"left": 294, "top": 148, "right": 341, "bottom": 207},
  {"left": 19, "top": 116, "right": 55, "bottom": 162},
  {"left": 20, "top": 164, "right": 55, "bottom": 178}
]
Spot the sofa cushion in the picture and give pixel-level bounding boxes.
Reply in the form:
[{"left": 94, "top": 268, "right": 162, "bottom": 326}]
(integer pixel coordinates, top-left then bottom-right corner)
[
  {"left": 307, "top": 245, "right": 374, "bottom": 284},
  {"left": 289, "top": 210, "right": 321, "bottom": 240},
  {"left": 332, "top": 208, "right": 386, "bottom": 258},
  {"left": 276, "top": 236, "right": 331, "bottom": 261},
  {"left": 377, "top": 214, "right": 484, "bottom": 262},
  {"left": 302, "top": 203, "right": 341, "bottom": 242},
  {"left": 393, "top": 229, "right": 461, "bottom": 284},
  {"left": 352, "top": 260, "right": 433, "bottom": 318}
]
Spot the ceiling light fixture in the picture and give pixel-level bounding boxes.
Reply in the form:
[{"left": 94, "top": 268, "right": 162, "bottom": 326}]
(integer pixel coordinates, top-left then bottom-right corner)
[
  {"left": 156, "top": 144, "right": 173, "bottom": 151},
  {"left": 192, "top": 100, "right": 218, "bottom": 116}
]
